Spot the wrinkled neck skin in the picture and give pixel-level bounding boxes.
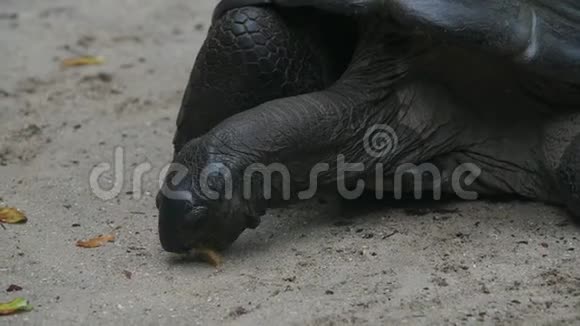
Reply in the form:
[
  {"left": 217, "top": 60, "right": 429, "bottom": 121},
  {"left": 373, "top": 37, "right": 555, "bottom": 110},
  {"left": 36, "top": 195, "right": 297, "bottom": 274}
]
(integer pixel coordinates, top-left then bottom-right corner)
[
  {"left": 194, "top": 38, "right": 468, "bottom": 200},
  {"left": 202, "top": 84, "right": 461, "bottom": 179}
]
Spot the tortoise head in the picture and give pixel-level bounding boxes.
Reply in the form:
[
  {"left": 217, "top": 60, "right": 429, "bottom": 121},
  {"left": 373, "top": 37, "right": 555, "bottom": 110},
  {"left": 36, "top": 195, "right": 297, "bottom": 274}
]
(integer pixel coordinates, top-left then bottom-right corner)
[{"left": 156, "top": 142, "right": 251, "bottom": 253}]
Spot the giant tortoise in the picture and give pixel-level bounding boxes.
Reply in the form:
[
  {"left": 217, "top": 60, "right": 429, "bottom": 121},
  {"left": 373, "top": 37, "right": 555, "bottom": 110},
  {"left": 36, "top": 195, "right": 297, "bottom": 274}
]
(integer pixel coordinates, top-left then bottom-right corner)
[{"left": 156, "top": 0, "right": 580, "bottom": 253}]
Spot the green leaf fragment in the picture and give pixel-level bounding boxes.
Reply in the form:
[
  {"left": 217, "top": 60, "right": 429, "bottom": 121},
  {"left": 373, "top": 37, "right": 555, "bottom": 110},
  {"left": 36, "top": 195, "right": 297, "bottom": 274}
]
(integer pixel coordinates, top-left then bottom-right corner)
[{"left": 0, "top": 297, "right": 33, "bottom": 316}]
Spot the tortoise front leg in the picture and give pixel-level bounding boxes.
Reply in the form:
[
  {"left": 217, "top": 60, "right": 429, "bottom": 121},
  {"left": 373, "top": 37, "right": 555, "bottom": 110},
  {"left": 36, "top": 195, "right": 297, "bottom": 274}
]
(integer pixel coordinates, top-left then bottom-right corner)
[{"left": 173, "top": 6, "right": 352, "bottom": 155}]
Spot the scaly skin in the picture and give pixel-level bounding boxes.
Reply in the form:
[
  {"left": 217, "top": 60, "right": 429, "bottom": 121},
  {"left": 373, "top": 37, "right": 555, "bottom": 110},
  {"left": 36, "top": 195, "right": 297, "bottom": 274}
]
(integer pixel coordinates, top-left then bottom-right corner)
[
  {"left": 157, "top": 3, "right": 580, "bottom": 253},
  {"left": 172, "top": 6, "right": 354, "bottom": 154}
]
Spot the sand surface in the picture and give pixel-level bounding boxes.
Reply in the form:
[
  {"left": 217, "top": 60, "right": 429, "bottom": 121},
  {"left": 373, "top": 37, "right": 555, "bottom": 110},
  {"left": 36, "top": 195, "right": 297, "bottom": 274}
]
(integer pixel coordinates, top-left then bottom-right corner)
[{"left": 1, "top": 0, "right": 579, "bottom": 324}]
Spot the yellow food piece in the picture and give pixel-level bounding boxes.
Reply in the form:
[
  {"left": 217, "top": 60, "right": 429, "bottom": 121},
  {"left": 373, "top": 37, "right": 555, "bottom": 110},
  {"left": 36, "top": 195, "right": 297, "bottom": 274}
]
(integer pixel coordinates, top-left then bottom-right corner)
[
  {"left": 0, "top": 207, "right": 27, "bottom": 224},
  {"left": 194, "top": 248, "right": 223, "bottom": 268}
]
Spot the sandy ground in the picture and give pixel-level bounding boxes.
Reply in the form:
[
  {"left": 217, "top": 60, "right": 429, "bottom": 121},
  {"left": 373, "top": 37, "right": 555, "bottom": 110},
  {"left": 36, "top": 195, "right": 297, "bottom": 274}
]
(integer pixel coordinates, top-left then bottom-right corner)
[{"left": 1, "top": 0, "right": 579, "bottom": 325}]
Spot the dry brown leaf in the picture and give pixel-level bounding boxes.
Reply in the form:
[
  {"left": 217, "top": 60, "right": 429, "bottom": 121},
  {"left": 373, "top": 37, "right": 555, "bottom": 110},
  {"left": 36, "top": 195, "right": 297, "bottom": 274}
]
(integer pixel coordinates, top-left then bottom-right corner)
[
  {"left": 0, "top": 297, "right": 33, "bottom": 316},
  {"left": 61, "top": 56, "right": 104, "bottom": 68},
  {"left": 76, "top": 234, "right": 115, "bottom": 248},
  {"left": 0, "top": 207, "right": 27, "bottom": 224},
  {"left": 193, "top": 248, "right": 223, "bottom": 268},
  {"left": 122, "top": 270, "right": 132, "bottom": 279}
]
